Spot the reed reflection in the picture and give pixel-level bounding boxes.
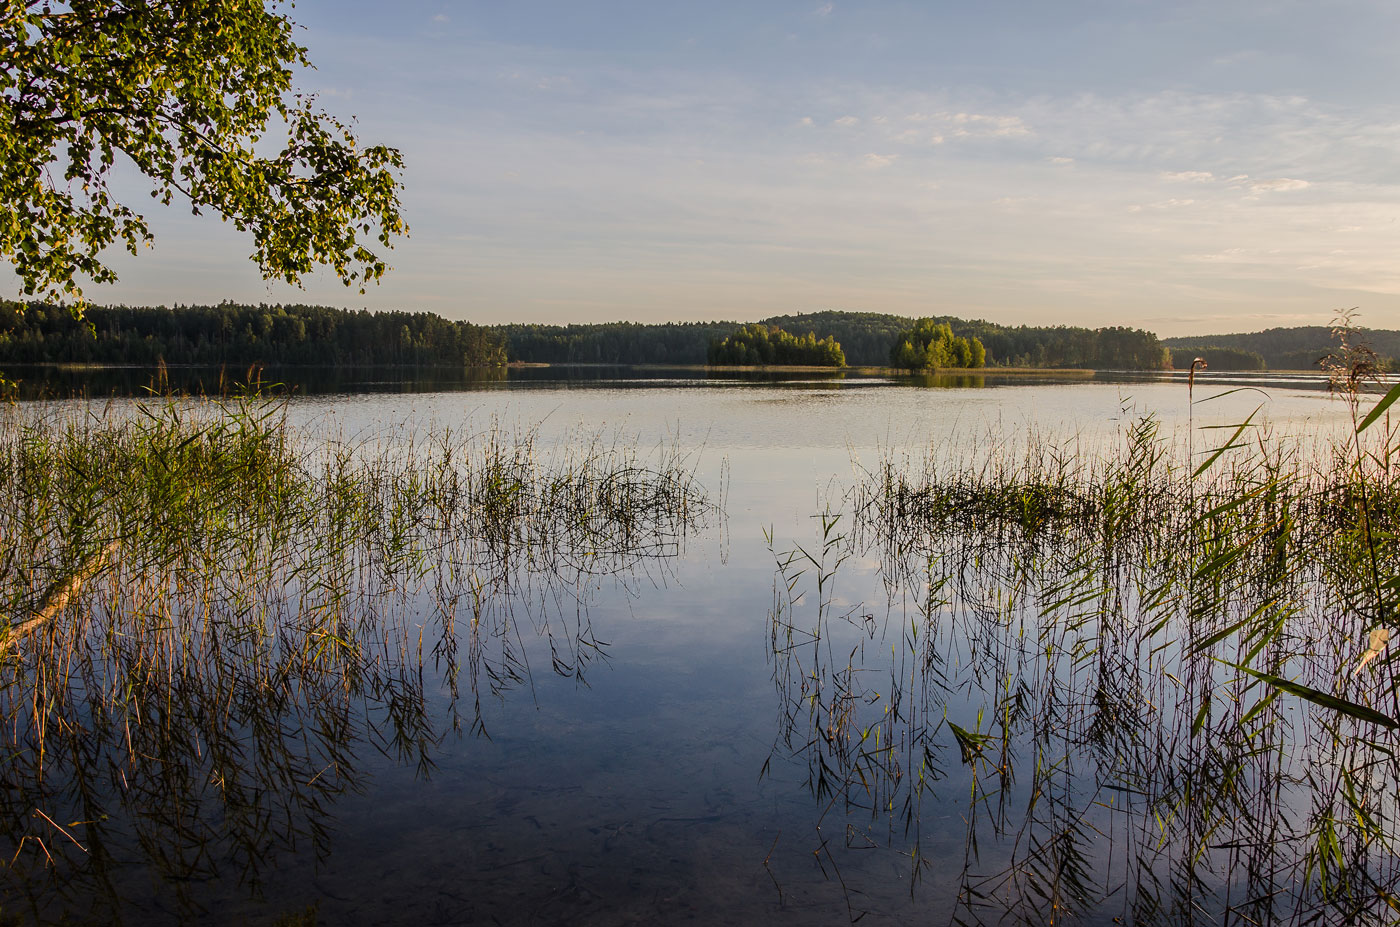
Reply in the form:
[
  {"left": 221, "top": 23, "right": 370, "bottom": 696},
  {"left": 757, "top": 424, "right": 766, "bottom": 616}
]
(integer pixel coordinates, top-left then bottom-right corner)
[
  {"left": 0, "top": 399, "right": 707, "bottom": 923},
  {"left": 767, "top": 414, "right": 1400, "bottom": 925}
]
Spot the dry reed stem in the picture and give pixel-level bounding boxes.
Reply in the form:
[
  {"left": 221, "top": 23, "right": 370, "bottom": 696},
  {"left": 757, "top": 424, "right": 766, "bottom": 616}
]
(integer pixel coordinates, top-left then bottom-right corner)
[{"left": 0, "top": 538, "right": 119, "bottom": 656}]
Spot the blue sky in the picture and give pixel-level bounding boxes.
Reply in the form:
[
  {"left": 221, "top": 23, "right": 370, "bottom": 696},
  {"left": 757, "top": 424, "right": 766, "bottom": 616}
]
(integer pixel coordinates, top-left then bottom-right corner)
[{"left": 62, "top": 1, "right": 1400, "bottom": 335}]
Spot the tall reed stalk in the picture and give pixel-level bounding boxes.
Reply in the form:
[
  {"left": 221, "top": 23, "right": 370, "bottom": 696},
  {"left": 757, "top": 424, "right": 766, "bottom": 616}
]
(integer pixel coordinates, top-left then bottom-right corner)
[
  {"left": 764, "top": 380, "right": 1400, "bottom": 924},
  {"left": 0, "top": 397, "right": 708, "bottom": 922}
]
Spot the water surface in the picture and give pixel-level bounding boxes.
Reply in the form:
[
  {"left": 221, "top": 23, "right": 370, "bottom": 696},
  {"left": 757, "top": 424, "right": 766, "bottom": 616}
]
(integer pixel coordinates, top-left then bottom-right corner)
[{"left": 2, "top": 370, "right": 1381, "bottom": 925}]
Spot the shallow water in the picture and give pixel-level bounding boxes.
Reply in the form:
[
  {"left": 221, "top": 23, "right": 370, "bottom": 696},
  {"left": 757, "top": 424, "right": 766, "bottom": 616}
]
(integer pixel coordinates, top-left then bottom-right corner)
[{"left": 2, "top": 370, "right": 1385, "bottom": 925}]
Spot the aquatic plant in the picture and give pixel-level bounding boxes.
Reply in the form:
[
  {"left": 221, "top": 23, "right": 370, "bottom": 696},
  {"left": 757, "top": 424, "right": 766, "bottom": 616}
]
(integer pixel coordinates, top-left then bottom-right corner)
[
  {"left": 765, "top": 380, "right": 1400, "bottom": 924},
  {"left": 0, "top": 397, "right": 708, "bottom": 922}
]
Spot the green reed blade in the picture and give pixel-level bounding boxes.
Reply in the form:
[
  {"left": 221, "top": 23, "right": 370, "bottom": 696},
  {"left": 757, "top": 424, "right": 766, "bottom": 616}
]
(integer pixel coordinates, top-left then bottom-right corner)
[
  {"left": 1356, "top": 382, "right": 1400, "bottom": 434},
  {"left": 1220, "top": 660, "right": 1399, "bottom": 729}
]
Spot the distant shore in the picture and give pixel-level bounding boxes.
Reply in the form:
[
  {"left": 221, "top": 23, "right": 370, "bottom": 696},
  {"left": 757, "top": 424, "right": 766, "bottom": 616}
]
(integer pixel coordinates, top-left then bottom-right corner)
[{"left": 510, "top": 361, "right": 1100, "bottom": 376}]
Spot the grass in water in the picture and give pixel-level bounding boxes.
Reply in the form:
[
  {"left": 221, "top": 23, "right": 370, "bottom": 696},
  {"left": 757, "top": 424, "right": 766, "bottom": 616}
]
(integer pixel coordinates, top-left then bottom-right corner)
[
  {"left": 765, "top": 371, "right": 1400, "bottom": 924},
  {"left": 0, "top": 395, "right": 708, "bottom": 922}
]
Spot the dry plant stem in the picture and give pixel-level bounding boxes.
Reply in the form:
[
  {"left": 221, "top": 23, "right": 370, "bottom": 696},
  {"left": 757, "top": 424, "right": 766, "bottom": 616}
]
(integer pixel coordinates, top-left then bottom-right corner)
[
  {"left": 0, "top": 539, "right": 119, "bottom": 657},
  {"left": 0, "top": 398, "right": 711, "bottom": 917},
  {"left": 765, "top": 403, "right": 1400, "bottom": 924}
]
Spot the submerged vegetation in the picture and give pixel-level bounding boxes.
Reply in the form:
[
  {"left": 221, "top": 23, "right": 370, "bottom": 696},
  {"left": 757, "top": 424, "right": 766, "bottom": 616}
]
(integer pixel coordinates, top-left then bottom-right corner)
[
  {"left": 0, "top": 398, "right": 707, "bottom": 922},
  {"left": 764, "top": 375, "right": 1400, "bottom": 923}
]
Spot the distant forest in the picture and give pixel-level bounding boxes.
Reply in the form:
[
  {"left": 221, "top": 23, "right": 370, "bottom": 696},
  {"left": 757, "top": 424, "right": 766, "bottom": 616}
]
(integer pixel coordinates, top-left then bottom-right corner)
[
  {"left": 0, "top": 301, "right": 508, "bottom": 367},
  {"left": 1164, "top": 326, "right": 1400, "bottom": 371},
  {"left": 707, "top": 324, "right": 846, "bottom": 366},
  {"left": 0, "top": 302, "right": 1176, "bottom": 370},
  {"left": 759, "top": 311, "right": 1168, "bottom": 369},
  {"left": 504, "top": 310, "right": 1169, "bottom": 369}
]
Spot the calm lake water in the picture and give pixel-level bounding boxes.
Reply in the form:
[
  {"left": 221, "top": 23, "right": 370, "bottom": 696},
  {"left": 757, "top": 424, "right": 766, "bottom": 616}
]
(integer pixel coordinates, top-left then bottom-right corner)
[{"left": 3, "top": 368, "right": 1386, "bottom": 925}]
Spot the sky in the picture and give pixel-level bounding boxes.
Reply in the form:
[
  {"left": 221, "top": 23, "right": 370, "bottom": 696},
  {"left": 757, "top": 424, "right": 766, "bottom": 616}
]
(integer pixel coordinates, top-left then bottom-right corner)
[{"left": 32, "top": 0, "right": 1400, "bottom": 336}]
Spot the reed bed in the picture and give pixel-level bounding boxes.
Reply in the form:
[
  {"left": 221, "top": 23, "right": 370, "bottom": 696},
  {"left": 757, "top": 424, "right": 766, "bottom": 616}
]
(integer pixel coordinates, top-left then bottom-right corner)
[
  {"left": 767, "top": 405, "right": 1400, "bottom": 925},
  {"left": 0, "top": 398, "right": 708, "bottom": 922}
]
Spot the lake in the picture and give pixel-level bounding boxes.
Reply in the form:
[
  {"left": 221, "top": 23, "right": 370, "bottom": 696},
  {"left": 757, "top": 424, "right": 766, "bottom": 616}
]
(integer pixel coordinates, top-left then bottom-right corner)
[{"left": 2, "top": 368, "right": 1393, "bottom": 926}]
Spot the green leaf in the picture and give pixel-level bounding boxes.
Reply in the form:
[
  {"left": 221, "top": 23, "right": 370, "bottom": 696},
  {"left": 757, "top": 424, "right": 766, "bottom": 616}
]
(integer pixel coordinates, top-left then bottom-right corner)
[
  {"left": 1193, "top": 408, "right": 1260, "bottom": 478},
  {"left": 1357, "top": 382, "right": 1400, "bottom": 434},
  {"left": 1220, "top": 660, "right": 1399, "bottom": 729}
]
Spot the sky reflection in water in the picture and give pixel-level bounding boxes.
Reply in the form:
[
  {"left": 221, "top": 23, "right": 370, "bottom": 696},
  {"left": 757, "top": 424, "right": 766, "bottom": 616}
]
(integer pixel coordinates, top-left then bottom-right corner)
[{"left": 1, "top": 372, "right": 1383, "bottom": 925}]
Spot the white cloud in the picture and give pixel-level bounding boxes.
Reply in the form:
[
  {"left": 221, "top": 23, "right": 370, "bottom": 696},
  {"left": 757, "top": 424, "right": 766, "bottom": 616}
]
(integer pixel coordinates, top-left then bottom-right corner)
[
  {"left": 814, "top": 3, "right": 834, "bottom": 16},
  {"left": 949, "top": 112, "right": 1032, "bottom": 138},
  {"left": 1162, "top": 170, "right": 1213, "bottom": 183},
  {"left": 890, "top": 110, "right": 1034, "bottom": 140},
  {"left": 432, "top": 13, "right": 449, "bottom": 24},
  {"left": 94, "top": 45, "right": 1400, "bottom": 330},
  {"left": 1250, "top": 178, "right": 1310, "bottom": 193},
  {"left": 1185, "top": 249, "right": 1250, "bottom": 263}
]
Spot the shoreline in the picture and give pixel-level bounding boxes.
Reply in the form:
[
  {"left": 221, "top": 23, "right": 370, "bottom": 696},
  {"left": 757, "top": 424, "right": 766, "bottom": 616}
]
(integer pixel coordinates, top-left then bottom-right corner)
[{"left": 513, "top": 362, "right": 1101, "bottom": 376}]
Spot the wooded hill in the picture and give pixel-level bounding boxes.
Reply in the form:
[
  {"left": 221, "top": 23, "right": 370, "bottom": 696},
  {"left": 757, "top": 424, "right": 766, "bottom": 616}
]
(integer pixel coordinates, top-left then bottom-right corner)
[
  {"left": 0, "top": 302, "right": 1171, "bottom": 370},
  {"left": 504, "top": 310, "right": 1169, "bottom": 369},
  {"left": 1164, "top": 327, "right": 1400, "bottom": 370},
  {"left": 0, "top": 301, "right": 508, "bottom": 367}
]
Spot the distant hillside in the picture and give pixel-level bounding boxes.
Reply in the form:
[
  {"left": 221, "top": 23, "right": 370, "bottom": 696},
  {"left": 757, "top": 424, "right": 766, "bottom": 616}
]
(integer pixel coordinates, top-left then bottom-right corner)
[
  {"left": 759, "top": 311, "right": 1167, "bottom": 368},
  {"left": 495, "top": 320, "right": 736, "bottom": 365},
  {"left": 0, "top": 301, "right": 507, "bottom": 367},
  {"left": 502, "top": 311, "right": 1170, "bottom": 369},
  {"left": 1164, "top": 326, "right": 1400, "bottom": 370},
  {"left": 0, "top": 302, "right": 1171, "bottom": 371}
]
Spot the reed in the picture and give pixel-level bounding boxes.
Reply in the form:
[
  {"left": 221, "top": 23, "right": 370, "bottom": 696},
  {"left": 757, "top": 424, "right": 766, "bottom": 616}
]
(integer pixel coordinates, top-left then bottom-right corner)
[
  {"left": 0, "top": 396, "right": 708, "bottom": 921},
  {"left": 765, "top": 385, "right": 1400, "bottom": 924}
]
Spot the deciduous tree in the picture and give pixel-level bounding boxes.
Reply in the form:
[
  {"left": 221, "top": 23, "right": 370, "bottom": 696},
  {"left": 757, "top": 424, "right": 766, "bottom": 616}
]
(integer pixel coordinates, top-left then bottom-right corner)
[{"left": 1, "top": 0, "right": 406, "bottom": 309}]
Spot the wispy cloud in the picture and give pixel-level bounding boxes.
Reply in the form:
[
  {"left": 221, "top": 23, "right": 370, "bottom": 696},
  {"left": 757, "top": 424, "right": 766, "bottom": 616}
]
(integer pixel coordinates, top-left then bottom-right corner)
[
  {"left": 1250, "top": 178, "right": 1310, "bottom": 193},
  {"left": 1129, "top": 198, "right": 1196, "bottom": 212},
  {"left": 948, "top": 112, "right": 1031, "bottom": 138},
  {"left": 902, "top": 111, "right": 1032, "bottom": 139},
  {"left": 86, "top": 18, "right": 1400, "bottom": 333}
]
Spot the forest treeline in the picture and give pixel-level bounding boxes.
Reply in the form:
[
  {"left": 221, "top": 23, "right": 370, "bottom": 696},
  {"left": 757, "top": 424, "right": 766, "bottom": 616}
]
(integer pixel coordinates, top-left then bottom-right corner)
[
  {"left": 707, "top": 324, "right": 845, "bottom": 366},
  {"left": 504, "top": 310, "right": 1169, "bottom": 368},
  {"left": 0, "top": 301, "right": 1178, "bottom": 370},
  {"left": 0, "top": 301, "right": 508, "bottom": 367},
  {"left": 1167, "top": 347, "right": 1266, "bottom": 371},
  {"left": 498, "top": 320, "right": 733, "bottom": 365},
  {"left": 1164, "top": 327, "right": 1400, "bottom": 370},
  {"left": 890, "top": 319, "right": 986, "bottom": 370},
  {"left": 760, "top": 311, "right": 1167, "bottom": 369}
]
